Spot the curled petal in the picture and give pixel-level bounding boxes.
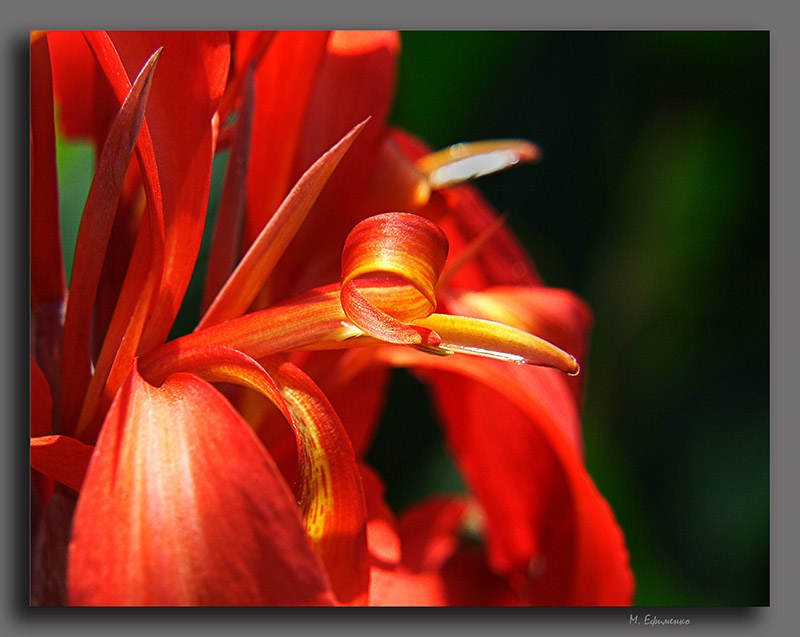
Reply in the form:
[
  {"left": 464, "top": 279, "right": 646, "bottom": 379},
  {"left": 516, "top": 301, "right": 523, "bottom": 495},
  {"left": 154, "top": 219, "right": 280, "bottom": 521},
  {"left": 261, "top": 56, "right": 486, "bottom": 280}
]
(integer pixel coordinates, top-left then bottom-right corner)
[
  {"left": 340, "top": 213, "right": 448, "bottom": 345},
  {"left": 342, "top": 212, "right": 448, "bottom": 311},
  {"left": 68, "top": 360, "right": 336, "bottom": 606}
]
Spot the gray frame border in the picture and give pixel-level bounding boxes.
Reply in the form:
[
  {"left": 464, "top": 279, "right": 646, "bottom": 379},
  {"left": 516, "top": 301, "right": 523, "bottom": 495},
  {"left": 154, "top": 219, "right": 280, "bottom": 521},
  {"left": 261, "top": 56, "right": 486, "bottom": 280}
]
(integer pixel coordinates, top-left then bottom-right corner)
[{"left": 6, "top": 1, "right": 794, "bottom": 635}]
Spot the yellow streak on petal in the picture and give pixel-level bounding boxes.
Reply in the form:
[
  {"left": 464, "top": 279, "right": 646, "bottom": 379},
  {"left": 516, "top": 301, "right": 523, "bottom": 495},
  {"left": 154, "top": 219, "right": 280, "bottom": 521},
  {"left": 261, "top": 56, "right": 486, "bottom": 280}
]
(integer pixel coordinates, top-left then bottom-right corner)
[
  {"left": 416, "top": 139, "right": 541, "bottom": 189},
  {"left": 413, "top": 313, "right": 580, "bottom": 375}
]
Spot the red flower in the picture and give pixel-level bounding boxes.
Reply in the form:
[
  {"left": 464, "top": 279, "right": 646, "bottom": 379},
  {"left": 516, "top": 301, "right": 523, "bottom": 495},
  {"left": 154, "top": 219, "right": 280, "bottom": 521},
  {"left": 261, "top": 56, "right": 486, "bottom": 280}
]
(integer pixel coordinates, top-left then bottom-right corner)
[{"left": 30, "top": 30, "right": 633, "bottom": 606}]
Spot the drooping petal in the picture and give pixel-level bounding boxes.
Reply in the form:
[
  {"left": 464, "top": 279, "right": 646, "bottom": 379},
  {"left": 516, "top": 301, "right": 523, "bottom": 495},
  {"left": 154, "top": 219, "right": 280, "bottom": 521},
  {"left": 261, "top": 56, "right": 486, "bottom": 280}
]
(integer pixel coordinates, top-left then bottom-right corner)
[
  {"left": 198, "top": 119, "right": 368, "bottom": 329},
  {"left": 442, "top": 285, "right": 593, "bottom": 401},
  {"left": 259, "top": 358, "right": 370, "bottom": 606},
  {"left": 376, "top": 349, "right": 634, "bottom": 606},
  {"left": 68, "top": 360, "right": 336, "bottom": 606},
  {"left": 138, "top": 345, "right": 368, "bottom": 605}
]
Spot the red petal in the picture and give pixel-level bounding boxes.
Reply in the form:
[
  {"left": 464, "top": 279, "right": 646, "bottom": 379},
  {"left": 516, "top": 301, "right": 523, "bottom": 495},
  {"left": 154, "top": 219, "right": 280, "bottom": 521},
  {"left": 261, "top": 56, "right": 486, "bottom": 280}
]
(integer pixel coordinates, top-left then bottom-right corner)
[
  {"left": 260, "top": 358, "right": 370, "bottom": 606},
  {"left": 198, "top": 118, "right": 367, "bottom": 329},
  {"left": 30, "top": 32, "right": 65, "bottom": 310},
  {"left": 377, "top": 350, "right": 634, "bottom": 606},
  {"left": 60, "top": 47, "right": 161, "bottom": 434},
  {"left": 86, "top": 31, "right": 230, "bottom": 351},
  {"left": 132, "top": 31, "right": 229, "bottom": 349},
  {"left": 242, "top": 31, "right": 330, "bottom": 253},
  {"left": 31, "top": 357, "right": 53, "bottom": 438},
  {"left": 68, "top": 361, "right": 336, "bottom": 606},
  {"left": 390, "top": 128, "right": 543, "bottom": 288},
  {"left": 267, "top": 31, "right": 402, "bottom": 302},
  {"left": 31, "top": 435, "right": 94, "bottom": 493}
]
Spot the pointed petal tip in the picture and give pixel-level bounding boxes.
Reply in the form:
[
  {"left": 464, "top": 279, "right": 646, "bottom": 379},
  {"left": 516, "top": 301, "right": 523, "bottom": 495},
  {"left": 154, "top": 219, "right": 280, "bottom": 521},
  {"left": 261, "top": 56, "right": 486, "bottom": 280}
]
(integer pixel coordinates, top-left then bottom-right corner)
[{"left": 565, "top": 356, "right": 581, "bottom": 376}]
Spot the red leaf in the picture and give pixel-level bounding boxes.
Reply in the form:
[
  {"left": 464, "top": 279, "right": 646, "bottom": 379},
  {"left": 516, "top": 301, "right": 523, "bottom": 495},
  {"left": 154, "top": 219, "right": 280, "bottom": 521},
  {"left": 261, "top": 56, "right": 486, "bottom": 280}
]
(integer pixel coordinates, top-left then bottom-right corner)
[
  {"left": 60, "top": 47, "right": 161, "bottom": 435},
  {"left": 31, "top": 435, "right": 94, "bottom": 493},
  {"left": 30, "top": 32, "right": 65, "bottom": 311}
]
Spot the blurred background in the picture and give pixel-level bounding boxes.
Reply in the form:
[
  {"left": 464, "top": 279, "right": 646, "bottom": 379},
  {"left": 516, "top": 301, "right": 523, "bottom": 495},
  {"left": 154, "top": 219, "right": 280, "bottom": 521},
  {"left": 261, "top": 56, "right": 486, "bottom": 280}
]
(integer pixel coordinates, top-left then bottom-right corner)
[
  {"left": 54, "top": 31, "right": 769, "bottom": 607},
  {"left": 370, "top": 31, "right": 769, "bottom": 606}
]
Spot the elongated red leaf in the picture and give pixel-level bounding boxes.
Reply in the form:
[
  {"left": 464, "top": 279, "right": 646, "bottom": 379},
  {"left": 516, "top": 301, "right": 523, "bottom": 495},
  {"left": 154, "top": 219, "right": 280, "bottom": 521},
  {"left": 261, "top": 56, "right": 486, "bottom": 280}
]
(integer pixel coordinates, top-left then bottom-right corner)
[
  {"left": 30, "top": 32, "right": 65, "bottom": 311},
  {"left": 68, "top": 361, "right": 336, "bottom": 606},
  {"left": 82, "top": 31, "right": 230, "bottom": 352},
  {"left": 202, "top": 64, "right": 255, "bottom": 312},
  {"left": 198, "top": 118, "right": 367, "bottom": 329},
  {"left": 60, "top": 47, "right": 161, "bottom": 435}
]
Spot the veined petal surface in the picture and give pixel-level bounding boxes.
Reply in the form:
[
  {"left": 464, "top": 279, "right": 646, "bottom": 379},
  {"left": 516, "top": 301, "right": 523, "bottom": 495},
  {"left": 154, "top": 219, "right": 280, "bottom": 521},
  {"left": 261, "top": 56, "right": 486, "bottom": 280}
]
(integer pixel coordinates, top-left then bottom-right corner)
[{"left": 68, "top": 361, "right": 336, "bottom": 606}]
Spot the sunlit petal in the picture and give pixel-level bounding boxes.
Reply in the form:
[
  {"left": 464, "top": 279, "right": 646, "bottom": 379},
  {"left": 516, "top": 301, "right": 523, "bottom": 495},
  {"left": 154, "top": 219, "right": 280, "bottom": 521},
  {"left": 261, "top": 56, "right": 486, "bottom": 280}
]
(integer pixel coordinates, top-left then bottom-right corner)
[{"left": 68, "top": 361, "right": 336, "bottom": 606}]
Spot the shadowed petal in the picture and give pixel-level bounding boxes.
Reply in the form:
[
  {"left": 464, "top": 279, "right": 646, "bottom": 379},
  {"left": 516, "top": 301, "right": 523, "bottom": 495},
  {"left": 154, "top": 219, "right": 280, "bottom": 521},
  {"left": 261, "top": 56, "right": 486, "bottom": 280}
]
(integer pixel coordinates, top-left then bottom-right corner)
[
  {"left": 68, "top": 360, "right": 336, "bottom": 606},
  {"left": 376, "top": 350, "right": 634, "bottom": 606},
  {"left": 30, "top": 32, "right": 65, "bottom": 311},
  {"left": 60, "top": 47, "right": 161, "bottom": 435},
  {"left": 31, "top": 436, "right": 94, "bottom": 493}
]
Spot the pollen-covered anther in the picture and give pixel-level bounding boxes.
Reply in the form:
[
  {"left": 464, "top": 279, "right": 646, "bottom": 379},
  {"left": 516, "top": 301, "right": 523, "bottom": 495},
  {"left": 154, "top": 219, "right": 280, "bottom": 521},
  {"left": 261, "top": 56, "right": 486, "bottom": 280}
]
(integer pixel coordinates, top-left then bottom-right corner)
[{"left": 416, "top": 139, "right": 541, "bottom": 189}]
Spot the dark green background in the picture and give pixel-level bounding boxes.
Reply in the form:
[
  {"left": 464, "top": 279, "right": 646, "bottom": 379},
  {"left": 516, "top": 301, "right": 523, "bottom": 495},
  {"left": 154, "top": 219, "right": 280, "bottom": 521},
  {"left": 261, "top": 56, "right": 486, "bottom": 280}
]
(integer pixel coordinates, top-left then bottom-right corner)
[
  {"left": 55, "top": 31, "right": 769, "bottom": 606},
  {"left": 370, "top": 31, "right": 769, "bottom": 606}
]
